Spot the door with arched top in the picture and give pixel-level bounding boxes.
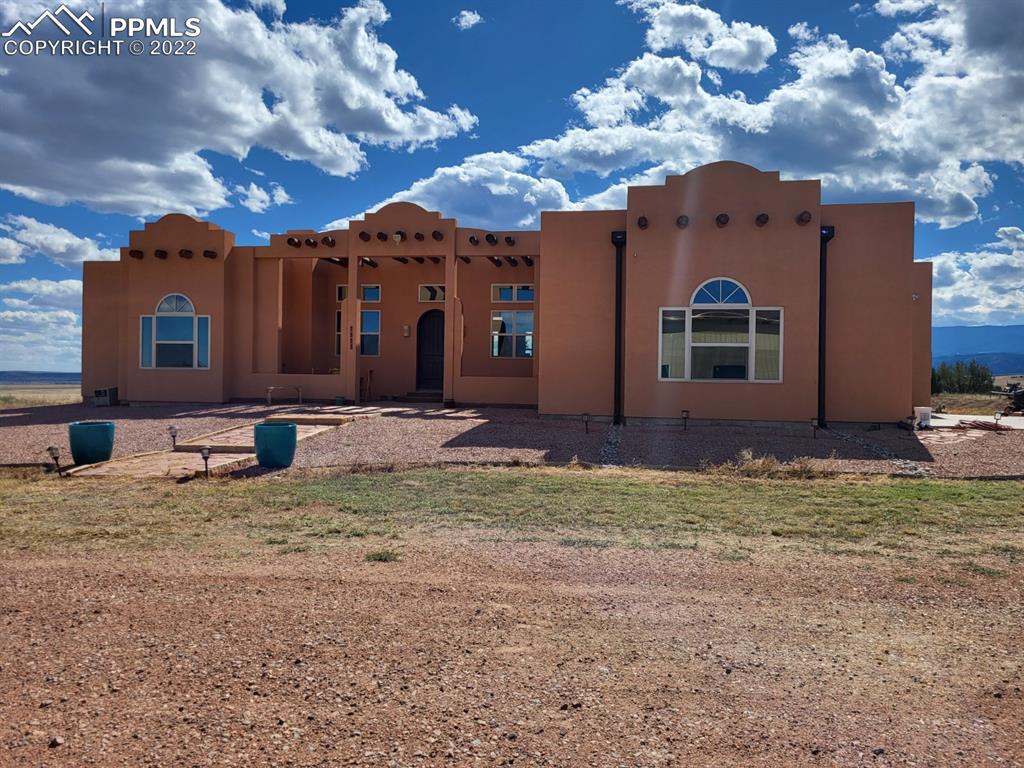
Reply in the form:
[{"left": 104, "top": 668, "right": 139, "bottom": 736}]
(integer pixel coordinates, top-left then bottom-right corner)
[{"left": 416, "top": 309, "right": 444, "bottom": 391}]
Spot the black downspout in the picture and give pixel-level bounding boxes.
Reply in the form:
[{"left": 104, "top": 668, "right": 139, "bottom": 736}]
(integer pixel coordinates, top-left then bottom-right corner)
[
  {"left": 611, "top": 231, "right": 627, "bottom": 425},
  {"left": 817, "top": 225, "right": 835, "bottom": 428}
]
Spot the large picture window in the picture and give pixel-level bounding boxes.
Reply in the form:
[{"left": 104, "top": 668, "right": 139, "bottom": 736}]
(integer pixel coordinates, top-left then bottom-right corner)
[
  {"left": 658, "top": 279, "right": 782, "bottom": 382},
  {"left": 140, "top": 293, "right": 210, "bottom": 369},
  {"left": 491, "top": 310, "right": 533, "bottom": 358}
]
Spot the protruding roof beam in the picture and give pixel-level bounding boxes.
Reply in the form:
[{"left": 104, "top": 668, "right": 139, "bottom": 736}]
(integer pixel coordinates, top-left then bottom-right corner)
[
  {"left": 523, "top": 256, "right": 534, "bottom": 267},
  {"left": 361, "top": 258, "right": 378, "bottom": 268},
  {"left": 393, "top": 256, "right": 409, "bottom": 264},
  {"left": 458, "top": 256, "right": 470, "bottom": 264},
  {"left": 487, "top": 256, "right": 503, "bottom": 267},
  {"left": 504, "top": 256, "right": 518, "bottom": 266},
  {"left": 428, "top": 256, "right": 441, "bottom": 264},
  {"left": 412, "top": 257, "right": 425, "bottom": 264}
]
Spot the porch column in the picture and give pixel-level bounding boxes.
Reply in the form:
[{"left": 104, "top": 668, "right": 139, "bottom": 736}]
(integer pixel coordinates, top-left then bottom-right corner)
[
  {"left": 341, "top": 256, "right": 360, "bottom": 403},
  {"left": 443, "top": 254, "right": 458, "bottom": 406}
]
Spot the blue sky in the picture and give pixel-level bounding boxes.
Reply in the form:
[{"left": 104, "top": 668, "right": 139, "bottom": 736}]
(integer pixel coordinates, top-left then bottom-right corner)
[{"left": 1, "top": 0, "right": 1022, "bottom": 370}]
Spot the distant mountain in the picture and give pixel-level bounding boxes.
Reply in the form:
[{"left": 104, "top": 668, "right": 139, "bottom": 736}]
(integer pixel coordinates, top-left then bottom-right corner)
[
  {"left": 932, "top": 353, "right": 1024, "bottom": 376},
  {"left": 933, "top": 325, "right": 1024, "bottom": 357},
  {"left": 0, "top": 371, "right": 81, "bottom": 385}
]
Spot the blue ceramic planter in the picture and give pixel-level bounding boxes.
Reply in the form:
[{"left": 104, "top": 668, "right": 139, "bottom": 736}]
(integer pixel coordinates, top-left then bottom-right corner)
[
  {"left": 254, "top": 422, "right": 297, "bottom": 469},
  {"left": 68, "top": 420, "right": 115, "bottom": 465}
]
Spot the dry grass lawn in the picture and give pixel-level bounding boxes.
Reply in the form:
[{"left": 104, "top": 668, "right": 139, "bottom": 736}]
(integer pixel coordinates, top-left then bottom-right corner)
[
  {"left": 0, "top": 384, "right": 81, "bottom": 409},
  {"left": 932, "top": 391, "right": 1011, "bottom": 415},
  {"left": 1, "top": 466, "right": 1022, "bottom": 766}
]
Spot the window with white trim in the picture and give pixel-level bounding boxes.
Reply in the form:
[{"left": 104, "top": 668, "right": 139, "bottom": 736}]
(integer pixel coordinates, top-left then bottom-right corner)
[
  {"left": 336, "top": 285, "right": 348, "bottom": 302},
  {"left": 418, "top": 284, "right": 445, "bottom": 302},
  {"left": 491, "top": 310, "right": 533, "bottom": 358},
  {"left": 360, "top": 309, "right": 380, "bottom": 356},
  {"left": 658, "top": 279, "right": 782, "bottom": 382},
  {"left": 140, "top": 293, "right": 210, "bottom": 369},
  {"left": 491, "top": 284, "right": 534, "bottom": 302},
  {"left": 335, "top": 310, "right": 342, "bottom": 356},
  {"left": 361, "top": 284, "right": 380, "bottom": 302}
]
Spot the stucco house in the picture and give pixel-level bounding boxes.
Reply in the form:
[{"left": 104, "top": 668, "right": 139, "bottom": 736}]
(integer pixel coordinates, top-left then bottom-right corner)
[{"left": 81, "top": 161, "right": 932, "bottom": 424}]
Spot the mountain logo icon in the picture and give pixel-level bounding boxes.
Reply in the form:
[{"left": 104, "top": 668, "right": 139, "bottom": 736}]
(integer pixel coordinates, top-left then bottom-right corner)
[{"left": 2, "top": 4, "right": 95, "bottom": 37}]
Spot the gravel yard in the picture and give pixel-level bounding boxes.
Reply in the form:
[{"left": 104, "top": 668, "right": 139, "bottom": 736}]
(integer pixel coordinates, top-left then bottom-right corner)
[
  {"left": 2, "top": 401, "right": 1022, "bottom": 478},
  {"left": 2, "top": 540, "right": 1021, "bottom": 767},
  {"left": 0, "top": 403, "right": 289, "bottom": 466},
  {"left": 293, "top": 407, "right": 608, "bottom": 468}
]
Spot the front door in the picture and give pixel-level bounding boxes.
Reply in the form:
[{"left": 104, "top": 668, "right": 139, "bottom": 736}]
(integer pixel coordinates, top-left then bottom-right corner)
[{"left": 416, "top": 309, "right": 444, "bottom": 390}]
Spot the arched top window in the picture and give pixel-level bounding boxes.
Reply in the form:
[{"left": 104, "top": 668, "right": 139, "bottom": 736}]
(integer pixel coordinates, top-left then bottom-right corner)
[
  {"left": 140, "top": 294, "right": 209, "bottom": 370},
  {"left": 156, "top": 293, "right": 196, "bottom": 314},
  {"left": 691, "top": 278, "right": 750, "bottom": 306}
]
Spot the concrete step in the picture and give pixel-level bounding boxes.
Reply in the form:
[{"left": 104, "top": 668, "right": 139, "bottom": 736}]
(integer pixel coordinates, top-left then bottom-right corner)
[{"left": 396, "top": 391, "right": 443, "bottom": 403}]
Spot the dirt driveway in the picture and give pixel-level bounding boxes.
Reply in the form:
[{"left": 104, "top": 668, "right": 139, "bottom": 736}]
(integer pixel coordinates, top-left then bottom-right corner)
[{"left": 2, "top": 540, "right": 1021, "bottom": 767}]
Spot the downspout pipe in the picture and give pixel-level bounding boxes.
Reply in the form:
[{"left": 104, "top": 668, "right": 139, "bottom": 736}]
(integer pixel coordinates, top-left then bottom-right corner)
[
  {"left": 611, "top": 231, "right": 627, "bottom": 425},
  {"left": 817, "top": 225, "right": 836, "bottom": 428}
]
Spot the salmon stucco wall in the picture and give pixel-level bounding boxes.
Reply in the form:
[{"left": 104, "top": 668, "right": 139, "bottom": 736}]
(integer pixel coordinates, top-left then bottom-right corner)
[
  {"left": 823, "top": 202, "right": 917, "bottom": 423},
  {"left": 622, "top": 163, "right": 822, "bottom": 421},
  {"left": 81, "top": 261, "right": 122, "bottom": 397},
  {"left": 537, "top": 209, "right": 624, "bottom": 417},
  {"left": 114, "top": 215, "right": 233, "bottom": 403}
]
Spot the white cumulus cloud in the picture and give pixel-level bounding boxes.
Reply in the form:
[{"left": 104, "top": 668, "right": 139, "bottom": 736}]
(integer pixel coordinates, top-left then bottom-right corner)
[
  {"left": 0, "top": 0, "right": 477, "bottom": 217},
  {"left": 0, "top": 216, "right": 118, "bottom": 266},
  {"left": 451, "top": 10, "right": 483, "bottom": 30}
]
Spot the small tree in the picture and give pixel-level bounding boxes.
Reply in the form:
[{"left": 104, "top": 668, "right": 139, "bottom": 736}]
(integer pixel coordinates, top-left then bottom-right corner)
[{"left": 931, "top": 359, "right": 994, "bottom": 394}]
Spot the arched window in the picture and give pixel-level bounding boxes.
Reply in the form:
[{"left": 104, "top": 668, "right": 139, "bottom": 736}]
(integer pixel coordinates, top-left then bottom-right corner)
[
  {"left": 140, "top": 293, "right": 210, "bottom": 370},
  {"left": 156, "top": 293, "right": 196, "bottom": 314},
  {"left": 691, "top": 278, "right": 750, "bottom": 306},
  {"left": 659, "top": 277, "right": 781, "bottom": 383}
]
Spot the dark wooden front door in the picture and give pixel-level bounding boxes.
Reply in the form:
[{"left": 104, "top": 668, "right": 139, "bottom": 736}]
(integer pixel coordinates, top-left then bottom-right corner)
[{"left": 416, "top": 309, "right": 444, "bottom": 390}]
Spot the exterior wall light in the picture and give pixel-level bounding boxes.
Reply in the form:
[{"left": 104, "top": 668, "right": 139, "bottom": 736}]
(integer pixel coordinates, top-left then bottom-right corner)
[
  {"left": 46, "top": 445, "right": 62, "bottom": 476},
  {"left": 432, "top": 230, "right": 444, "bottom": 241},
  {"left": 414, "top": 232, "right": 425, "bottom": 241},
  {"left": 504, "top": 236, "right": 515, "bottom": 246},
  {"left": 485, "top": 233, "right": 498, "bottom": 245},
  {"left": 469, "top": 235, "right": 480, "bottom": 246},
  {"left": 154, "top": 249, "right": 168, "bottom": 259},
  {"left": 393, "top": 230, "right": 407, "bottom": 243},
  {"left": 304, "top": 238, "right": 319, "bottom": 248},
  {"left": 359, "top": 231, "right": 371, "bottom": 242},
  {"left": 637, "top": 215, "right": 649, "bottom": 229},
  {"left": 376, "top": 232, "right": 388, "bottom": 242},
  {"left": 796, "top": 210, "right": 812, "bottom": 225},
  {"left": 755, "top": 213, "right": 770, "bottom": 227},
  {"left": 203, "top": 250, "right": 217, "bottom": 259},
  {"left": 321, "top": 236, "right": 336, "bottom": 247},
  {"left": 178, "top": 249, "right": 193, "bottom": 259},
  {"left": 676, "top": 215, "right": 689, "bottom": 229},
  {"left": 129, "top": 249, "right": 143, "bottom": 259},
  {"left": 286, "top": 236, "right": 301, "bottom": 248},
  {"left": 715, "top": 213, "right": 730, "bottom": 228}
]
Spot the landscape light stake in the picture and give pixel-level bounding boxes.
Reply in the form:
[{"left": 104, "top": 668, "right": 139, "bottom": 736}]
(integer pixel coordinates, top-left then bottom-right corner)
[
  {"left": 200, "top": 446, "right": 211, "bottom": 478},
  {"left": 811, "top": 418, "right": 818, "bottom": 439},
  {"left": 46, "top": 446, "right": 62, "bottom": 477},
  {"left": 582, "top": 413, "right": 591, "bottom": 434},
  {"left": 168, "top": 425, "right": 178, "bottom": 449},
  {"left": 994, "top": 412, "right": 1002, "bottom": 426},
  {"left": 681, "top": 409, "right": 690, "bottom": 431}
]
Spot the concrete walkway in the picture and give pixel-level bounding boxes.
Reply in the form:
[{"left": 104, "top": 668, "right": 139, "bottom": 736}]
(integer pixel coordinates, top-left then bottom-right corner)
[
  {"left": 67, "top": 410, "right": 373, "bottom": 479},
  {"left": 931, "top": 412, "right": 1024, "bottom": 430}
]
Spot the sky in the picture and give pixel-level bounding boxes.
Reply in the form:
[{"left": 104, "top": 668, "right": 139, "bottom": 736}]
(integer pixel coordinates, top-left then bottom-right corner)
[{"left": 0, "top": 0, "right": 1022, "bottom": 371}]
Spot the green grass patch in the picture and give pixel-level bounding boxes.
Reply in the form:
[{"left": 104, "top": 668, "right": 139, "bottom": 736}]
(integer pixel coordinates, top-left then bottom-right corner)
[
  {"left": 365, "top": 549, "right": 400, "bottom": 562},
  {"left": 1, "top": 466, "right": 1022, "bottom": 557}
]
